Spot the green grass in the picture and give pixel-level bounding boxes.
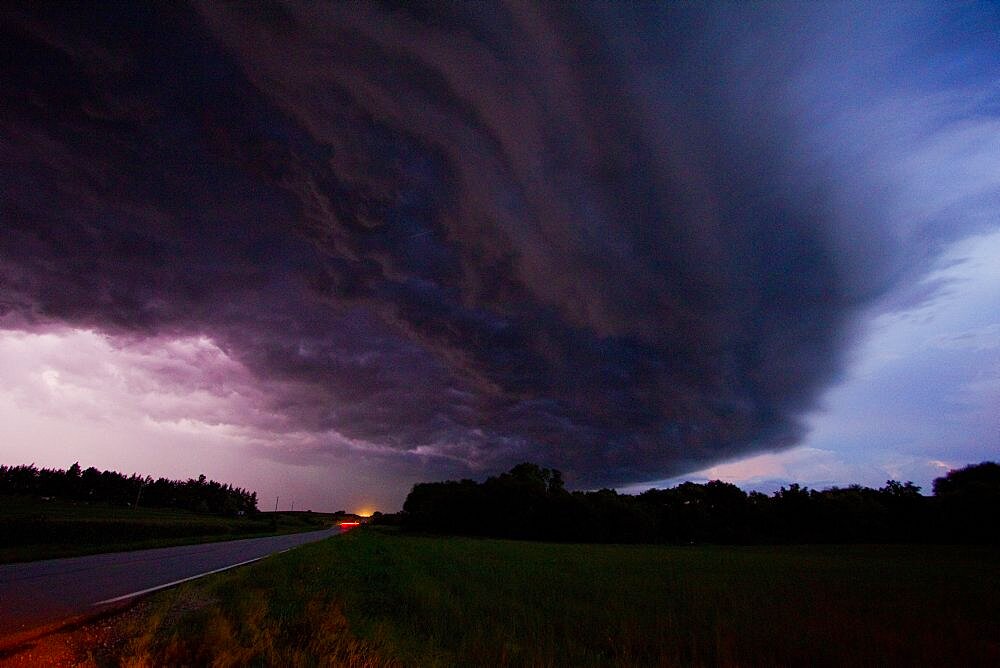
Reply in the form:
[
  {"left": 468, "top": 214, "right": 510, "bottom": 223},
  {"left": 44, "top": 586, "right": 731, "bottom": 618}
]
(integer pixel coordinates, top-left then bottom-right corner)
[
  {"left": 0, "top": 495, "right": 338, "bottom": 563},
  {"left": 107, "top": 528, "right": 1000, "bottom": 666}
]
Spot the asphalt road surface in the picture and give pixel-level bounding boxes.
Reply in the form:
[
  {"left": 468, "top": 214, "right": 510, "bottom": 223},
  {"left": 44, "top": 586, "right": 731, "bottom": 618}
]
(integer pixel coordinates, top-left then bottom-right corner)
[{"left": 0, "top": 528, "right": 336, "bottom": 641}]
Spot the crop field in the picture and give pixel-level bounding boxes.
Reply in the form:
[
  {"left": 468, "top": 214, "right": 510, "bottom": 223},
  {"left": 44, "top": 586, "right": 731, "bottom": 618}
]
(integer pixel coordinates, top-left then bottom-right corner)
[
  {"left": 0, "top": 495, "right": 336, "bottom": 563},
  {"left": 103, "top": 528, "right": 1000, "bottom": 666}
]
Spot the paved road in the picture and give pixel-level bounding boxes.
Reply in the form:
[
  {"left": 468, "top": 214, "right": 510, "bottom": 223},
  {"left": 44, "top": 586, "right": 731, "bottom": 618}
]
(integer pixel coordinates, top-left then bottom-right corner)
[{"left": 0, "top": 529, "right": 336, "bottom": 640}]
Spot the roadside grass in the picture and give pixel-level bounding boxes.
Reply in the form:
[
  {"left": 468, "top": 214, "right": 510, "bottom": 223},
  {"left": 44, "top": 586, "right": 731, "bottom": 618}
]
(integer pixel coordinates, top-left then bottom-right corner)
[
  {"left": 106, "top": 527, "right": 1000, "bottom": 666},
  {"left": 0, "top": 495, "right": 337, "bottom": 563}
]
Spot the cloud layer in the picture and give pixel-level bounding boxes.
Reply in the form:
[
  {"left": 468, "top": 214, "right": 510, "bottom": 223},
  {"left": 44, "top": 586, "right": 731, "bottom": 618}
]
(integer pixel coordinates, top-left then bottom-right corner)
[{"left": 2, "top": 2, "right": 998, "bottom": 488}]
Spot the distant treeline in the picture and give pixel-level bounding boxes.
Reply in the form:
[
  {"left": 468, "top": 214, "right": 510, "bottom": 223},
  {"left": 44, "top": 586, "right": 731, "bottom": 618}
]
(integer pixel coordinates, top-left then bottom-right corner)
[
  {"left": 396, "top": 462, "right": 1000, "bottom": 544},
  {"left": 0, "top": 463, "right": 259, "bottom": 515}
]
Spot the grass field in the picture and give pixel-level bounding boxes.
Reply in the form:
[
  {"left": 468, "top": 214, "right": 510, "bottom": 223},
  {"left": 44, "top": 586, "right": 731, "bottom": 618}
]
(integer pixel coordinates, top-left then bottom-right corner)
[
  {"left": 102, "top": 528, "right": 1000, "bottom": 666},
  {"left": 0, "top": 495, "right": 339, "bottom": 563}
]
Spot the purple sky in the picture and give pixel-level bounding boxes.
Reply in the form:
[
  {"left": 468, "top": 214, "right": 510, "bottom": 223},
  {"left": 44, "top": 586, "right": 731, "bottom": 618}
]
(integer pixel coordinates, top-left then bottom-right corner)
[{"left": 2, "top": 2, "right": 998, "bottom": 512}]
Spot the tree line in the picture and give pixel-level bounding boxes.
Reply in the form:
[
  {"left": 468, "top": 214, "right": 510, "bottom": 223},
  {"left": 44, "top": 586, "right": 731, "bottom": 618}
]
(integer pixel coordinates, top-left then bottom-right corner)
[
  {"left": 395, "top": 461, "right": 1000, "bottom": 544},
  {"left": 0, "top": 463, "right": 259, "bottom": 516}
]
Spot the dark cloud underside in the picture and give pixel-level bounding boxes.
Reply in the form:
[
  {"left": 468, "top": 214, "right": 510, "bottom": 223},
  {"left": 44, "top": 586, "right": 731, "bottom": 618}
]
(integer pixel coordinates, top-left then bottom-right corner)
[{"left": 2, "top": 1, "right": 987, "bottom": 486}]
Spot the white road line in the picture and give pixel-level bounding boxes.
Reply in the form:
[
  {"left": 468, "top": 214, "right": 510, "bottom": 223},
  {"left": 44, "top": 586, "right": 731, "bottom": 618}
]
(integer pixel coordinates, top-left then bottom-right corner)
[
  {"left": 92, "top": 554, "right": 267, "bottom": 606},
  {"left": 3, "top": 530, "right": 331, "bottom": 585},
  {"left": 92, "top": 545, "right": 299, "bottom": 606}
]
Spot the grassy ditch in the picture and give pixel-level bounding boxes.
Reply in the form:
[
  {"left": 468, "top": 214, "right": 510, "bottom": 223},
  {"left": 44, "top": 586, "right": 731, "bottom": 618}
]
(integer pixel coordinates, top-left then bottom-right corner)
[
  {"left": 104, "top": 528, "right": 1000, "bottom": 666},
  {"left": 0, "top": 495, "right": 339, "bottom": 563}
]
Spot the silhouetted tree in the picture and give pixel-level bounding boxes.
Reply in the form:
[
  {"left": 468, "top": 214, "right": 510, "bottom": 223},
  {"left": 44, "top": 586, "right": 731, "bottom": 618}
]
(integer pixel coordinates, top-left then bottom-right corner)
[
  {"left": 932, "top": 462, "right": 1000, "bottom": 543},
  {"left": 398, "top": 462, "right": 999, "bottom": 545},
  {"left": 0, "top": 463, "right": 258, "bottom": 515}
]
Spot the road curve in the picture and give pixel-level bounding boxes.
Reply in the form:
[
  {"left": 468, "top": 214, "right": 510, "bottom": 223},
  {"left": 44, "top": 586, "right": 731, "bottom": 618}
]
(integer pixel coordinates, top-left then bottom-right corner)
[{"left": 0, "top": 528, "right": 336, "bottom": 641}]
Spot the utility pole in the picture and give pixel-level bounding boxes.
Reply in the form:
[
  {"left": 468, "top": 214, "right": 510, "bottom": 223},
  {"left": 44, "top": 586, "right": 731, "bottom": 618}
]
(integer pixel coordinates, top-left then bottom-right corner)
[
  {"left": 275, "top": 496, "right": 279, "bottom": 512},
  {"left": 290, "top": 500, "right": 294, "bottom": 512},
  {"left": 134, "top": 481, "right": 144, "bottom": 510}
]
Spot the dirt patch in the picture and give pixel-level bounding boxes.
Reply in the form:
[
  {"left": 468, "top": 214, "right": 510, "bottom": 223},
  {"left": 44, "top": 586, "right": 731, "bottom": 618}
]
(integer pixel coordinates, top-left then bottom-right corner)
[{"left": 0, "top": 602, "right": 150, "bottom": 668}]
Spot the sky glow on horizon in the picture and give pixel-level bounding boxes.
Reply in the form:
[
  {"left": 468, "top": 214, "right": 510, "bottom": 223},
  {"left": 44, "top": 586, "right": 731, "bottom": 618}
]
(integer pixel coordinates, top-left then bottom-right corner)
[{"left": 1, "top": 2, "right": 998, "bottom": 512}]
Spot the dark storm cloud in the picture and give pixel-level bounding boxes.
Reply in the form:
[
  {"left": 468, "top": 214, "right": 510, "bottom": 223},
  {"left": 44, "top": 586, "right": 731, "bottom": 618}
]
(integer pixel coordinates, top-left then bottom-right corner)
[{"left": 2, "top": 2, "right": 995, "bottom": 486}]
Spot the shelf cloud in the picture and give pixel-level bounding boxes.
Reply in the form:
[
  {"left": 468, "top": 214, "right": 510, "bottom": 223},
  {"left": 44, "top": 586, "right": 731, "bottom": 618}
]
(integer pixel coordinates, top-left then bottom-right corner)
[{"left": 2, "top": 2, "right": 997, "bottom": 490}]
